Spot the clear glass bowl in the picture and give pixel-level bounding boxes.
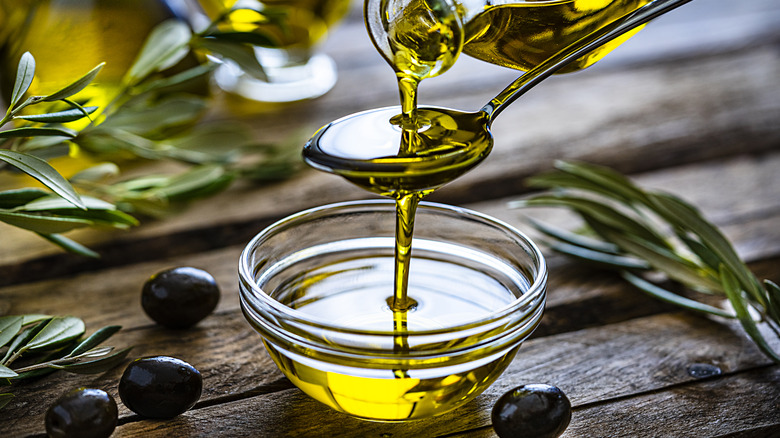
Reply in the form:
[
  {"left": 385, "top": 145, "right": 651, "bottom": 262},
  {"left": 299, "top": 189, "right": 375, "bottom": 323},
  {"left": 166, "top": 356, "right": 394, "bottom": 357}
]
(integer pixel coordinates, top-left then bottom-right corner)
[{"left": 239, "top": 200, "right": 547, "bottom": 421}]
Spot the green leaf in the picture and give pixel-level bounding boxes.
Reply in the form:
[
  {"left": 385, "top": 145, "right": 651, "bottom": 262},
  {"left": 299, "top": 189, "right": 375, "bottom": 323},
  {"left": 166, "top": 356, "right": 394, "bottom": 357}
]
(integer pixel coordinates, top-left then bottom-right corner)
[
  {"left": 517, "top": 195, "right": 670, "bottom": 249},
  {"left": 124, "top": 19, "right": 192, "bottom": 85},
  {"left": 605, "top": 231, "right": 723, "bottom": 292},
  {"left": 67, "top": 326, "right": 121, "bottom": 357},
  {"left": 0, "top": 126, "right": 77, "bottom": 138},
  {"left": 151, "top": 165, "right": 234, "bottom": 202},
  {"left": 133, "top": 63, "right": 216, "bottom": 95},
  {"left": 555, "top": 160, "right": 651, "bottom": 205},
  {"left": 14, "top": 135, "right": 71, "bottom": 153},
  {"left": 0, "top": 188, "right": 49, "bottom": 209},
  {"left": 764, "top": 280, "right": 780, "bottom": 324},
  {"left": 2, "top": 319, "right": 50, "bottom": 363},
  {"left": 43, "top": 62, "right": 105, "bottom": 102},
  {"left": 57, "top": 346, "right": 132, "bottom": 374},
  {"left": 521, "top": 214, "right": 622, "bottom": 254},
  {"left": 621, "top": 271, "right": 733, "bottom": 318},
  {"left": 22, "top": 315, "right": 52, "bottom": 325},
  {"left": 69, "top": 162, "right": 120, "bottom": 183},
  {"left": 547, "top": 239, "right": 651, "bottom": 270},
  {"left": 676, "top": 233, "right": 722, "bottom": 272},
  {"left": 96, "top": 96, "right": 207, "bottom": 137},
  {"left": 0, "top": 150, "right": 85, "bottom": 209},
  {"left": 20, "top": 194, "right": 117, "bottom": 211},
  {"left": 649, "top": 193, "right": 764, "bottom": 302},
  {"left": 17, "top": 106, "right": 98, "bottom": 123},
  {"left": 0, "top": 210, "right": 95, "bottom": 234},
  {"left": 26, "top": 316, "right": 85, "bottom": 352},
  {"left": 196, "top": 38, "right": 268, "bottom": 81},
  {"left": 0, "top": 393, "right": 13, "bottom": 410},
  {"left": 38, "top": 234, "right": 100, "bottom": 258},
  {"left": 10, "top": 52, "right": 35, "bottom": 108},
  {"left": 721, "top": 266, "right": 780, "bottom": 363},
  {"left": 0, "top": 317, "right": 23, "bottom": 349},
  {"left": 0, "top": 365, "right": 18, "bottom": 379}
]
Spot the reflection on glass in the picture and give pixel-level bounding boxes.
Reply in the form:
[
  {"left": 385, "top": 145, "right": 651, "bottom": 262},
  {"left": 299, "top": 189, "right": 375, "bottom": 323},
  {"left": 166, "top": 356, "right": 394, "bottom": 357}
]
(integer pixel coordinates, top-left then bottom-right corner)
[{"left": 198, "top": 0, "right": 351, "bottom": 102}]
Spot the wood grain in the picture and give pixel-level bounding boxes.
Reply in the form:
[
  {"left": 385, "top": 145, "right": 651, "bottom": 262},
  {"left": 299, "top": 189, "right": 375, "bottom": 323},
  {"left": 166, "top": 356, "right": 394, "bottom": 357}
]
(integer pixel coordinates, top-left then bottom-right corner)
[{"left": 1, "top": 1, "right": 778, "bottom": 437}]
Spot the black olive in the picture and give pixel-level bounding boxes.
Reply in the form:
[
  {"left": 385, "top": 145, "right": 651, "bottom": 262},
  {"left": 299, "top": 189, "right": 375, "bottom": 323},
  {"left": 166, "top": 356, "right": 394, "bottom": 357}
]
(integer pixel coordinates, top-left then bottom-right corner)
[
  {"left": 45, "top": 387, "right": 117, "bottom": 438},
  {"left": 118, "top": 356, "right": 202, "bottom": 419},
  {"left": 142, "top": 267, "right": 220, "bottom": 329},
  {"left": 492, "top": 383, "right": 571, "bottom": 438}
]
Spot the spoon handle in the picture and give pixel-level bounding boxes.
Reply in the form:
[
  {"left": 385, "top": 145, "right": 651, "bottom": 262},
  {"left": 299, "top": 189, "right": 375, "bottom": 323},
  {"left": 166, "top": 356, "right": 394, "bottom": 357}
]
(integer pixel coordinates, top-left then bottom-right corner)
[{"left": 482, "top": 0, "right": 694, "bottom": 123}]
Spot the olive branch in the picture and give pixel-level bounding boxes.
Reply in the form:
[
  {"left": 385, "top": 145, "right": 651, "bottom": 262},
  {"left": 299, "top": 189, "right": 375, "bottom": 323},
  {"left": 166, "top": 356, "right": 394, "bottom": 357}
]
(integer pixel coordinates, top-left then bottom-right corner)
[
  {"left": 0, "top": 315, "right": 130, "bottom": 410},
  {"left": 0, "top": 10, "right": 302, "bottom": 257},
  {"left": 511, "top": 160, "right": 780, "bottom": 363}
]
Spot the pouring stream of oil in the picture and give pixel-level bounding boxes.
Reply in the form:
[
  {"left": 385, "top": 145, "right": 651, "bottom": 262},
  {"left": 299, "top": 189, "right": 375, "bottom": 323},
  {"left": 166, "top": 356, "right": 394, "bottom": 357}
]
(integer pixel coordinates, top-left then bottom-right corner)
[{"left": 305, "top": 0, "right": 693, "bottom": 318}]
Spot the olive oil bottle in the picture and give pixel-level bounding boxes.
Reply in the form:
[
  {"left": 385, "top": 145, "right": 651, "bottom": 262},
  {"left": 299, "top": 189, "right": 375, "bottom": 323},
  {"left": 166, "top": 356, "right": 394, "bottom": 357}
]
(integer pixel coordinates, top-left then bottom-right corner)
[
  {"left": 462, "top": 0, "right": 651, "bottom": 72},
  {"left": 198, "top": 0, "right": 351, "bottom": 60}
]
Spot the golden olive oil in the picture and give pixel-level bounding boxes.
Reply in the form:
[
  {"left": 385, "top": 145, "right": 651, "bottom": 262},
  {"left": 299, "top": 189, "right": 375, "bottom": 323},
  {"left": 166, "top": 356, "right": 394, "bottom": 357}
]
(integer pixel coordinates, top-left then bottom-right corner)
[
  {"left": 0, "top": 0, "right": 204, "bottom": 112},
  {"left": 198, "top": 0, "right": 351, "bottom": 53},
  {"left": 255, "top": 250, "right": 525, "bottom": 421},
  {"left": 298, "top": 0, "right": 644, "bottom": 421},
  {"left": 462, "top": 0, "right": 651, "bottom": 72}
]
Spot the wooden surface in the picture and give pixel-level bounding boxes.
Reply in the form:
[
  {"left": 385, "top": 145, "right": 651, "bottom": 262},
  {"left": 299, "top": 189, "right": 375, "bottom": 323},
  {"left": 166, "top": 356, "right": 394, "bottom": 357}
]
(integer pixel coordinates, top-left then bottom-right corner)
[{"left": 2, "top": 0, "right": 779, "bottom": 436}]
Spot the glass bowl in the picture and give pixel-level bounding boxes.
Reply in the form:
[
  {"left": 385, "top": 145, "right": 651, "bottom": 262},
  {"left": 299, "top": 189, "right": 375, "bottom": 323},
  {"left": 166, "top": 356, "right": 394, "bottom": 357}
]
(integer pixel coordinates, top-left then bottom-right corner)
[{"left": 239, "top": 199, "right": 547, "bottom": 421}]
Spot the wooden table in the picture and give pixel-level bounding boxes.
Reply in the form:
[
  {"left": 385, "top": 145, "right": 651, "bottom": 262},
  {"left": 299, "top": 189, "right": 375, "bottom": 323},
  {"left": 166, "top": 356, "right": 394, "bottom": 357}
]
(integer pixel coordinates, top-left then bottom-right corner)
[{"left": 2, "top": 0, "right": 779, "bottom": 436}]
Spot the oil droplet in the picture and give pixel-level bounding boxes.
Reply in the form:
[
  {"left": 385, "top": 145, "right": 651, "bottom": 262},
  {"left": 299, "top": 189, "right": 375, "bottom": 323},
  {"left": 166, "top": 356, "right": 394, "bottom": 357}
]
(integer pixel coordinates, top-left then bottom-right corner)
[{"left": 687, "top": 363, "right": 722, "bottom": 379}]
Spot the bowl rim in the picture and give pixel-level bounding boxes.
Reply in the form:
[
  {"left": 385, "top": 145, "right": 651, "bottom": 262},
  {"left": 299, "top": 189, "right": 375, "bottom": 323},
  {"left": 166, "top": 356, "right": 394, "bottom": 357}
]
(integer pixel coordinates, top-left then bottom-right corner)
[{"left": 238, "top": 199, "right": 547, "bottom": 336}]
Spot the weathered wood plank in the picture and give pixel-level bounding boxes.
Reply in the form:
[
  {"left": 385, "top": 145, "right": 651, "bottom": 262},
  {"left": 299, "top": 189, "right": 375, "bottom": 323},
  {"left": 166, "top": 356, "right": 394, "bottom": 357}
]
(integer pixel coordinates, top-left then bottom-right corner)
[
  {"left": 559, "top": 367, "right": 780, "bottom": 438},
  {"left": 99, "top": 312, "right": 780, "bottom": 437}
]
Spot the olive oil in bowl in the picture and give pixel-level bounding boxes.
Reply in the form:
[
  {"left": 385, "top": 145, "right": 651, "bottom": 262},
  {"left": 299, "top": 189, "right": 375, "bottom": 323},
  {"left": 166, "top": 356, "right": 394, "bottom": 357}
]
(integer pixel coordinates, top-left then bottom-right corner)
[{"left": 239, "top": 201, "right": 547, "bottom": 421}]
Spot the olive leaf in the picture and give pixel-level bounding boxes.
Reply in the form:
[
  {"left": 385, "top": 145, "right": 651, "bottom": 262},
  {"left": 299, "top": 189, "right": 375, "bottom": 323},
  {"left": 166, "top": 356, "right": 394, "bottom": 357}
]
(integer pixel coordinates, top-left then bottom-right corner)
[
  {"left": 94, "top": 96, "right": 207, "bottom": 137},
  {"left": 17, "top": 106, "right": 98, "bottom": 123},
  {"left": 43, "top": 62, "right": 105, "bottom": 102},
  {"left": 0, "top": 210, "right": 96, "bottom": 234},
  {"left": 56, "top": 346, "right": 133, "bottom": 375},
  {"left": 195, "top": 37, "right": 268, "bottom": 80},
  {"left": 0, "top": 318, "right": 130, "bottom": 391},
  {"left": 69, "top": 162, "right": 120, "bottom": 184},
  {"left": 721, "top": 267, "right": 780, "bottom": 362},
  {"left": 124, "top": 19, "right": 192, "bottom": 85},
  {"left": 0, "top": 188, "right": 49, "bottom": 208},
  {"left": 0, "top": 317, "right": 24, "bottom": 349},
  {"left": 25, "top": 316, "right": 85, "bottom": 352},
  {"left": 0, "top": 150, "right": 85, "bottom": 209},
  {"left": 0, "top": 126, "right": 77, "bottom": 138},
  {"left": 514, "top": 160, "right": 780, "bottom": 363},
  {"left": 0, "top": 366, "right": 18, "bottom": 379},
  {"left": 132, "top": 63, "right": 215, "bottom": 95},
  {"left": 9, "top": 52, "right": 35, "bottom": 108},
  {"left": 66, "top": 326, "right": 121, "bottom": 357},
  {"left": 38, "top": 233, "right": 101, "bottom": 259},
  {"left": 1, "top": 319, "right": 50, "bottom": 364}
]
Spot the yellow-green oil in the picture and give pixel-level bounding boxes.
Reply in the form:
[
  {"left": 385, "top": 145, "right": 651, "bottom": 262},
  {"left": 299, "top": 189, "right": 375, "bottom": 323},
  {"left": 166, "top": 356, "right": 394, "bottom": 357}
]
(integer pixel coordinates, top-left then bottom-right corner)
[
  {"left": 462, "top": 0, "right": 651, "bottom": 72},
  {"left": 198, "top": 0, "right": 351, "bottom": 53},
  {"left": 0, "top": 0, "right": 206, "bottom": 113},
  {"left": 254, "top": 252, "right": 524, "bottom": 421},
  {"left": 299, "top": 0, "right": 646, "bottom": 421}
]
